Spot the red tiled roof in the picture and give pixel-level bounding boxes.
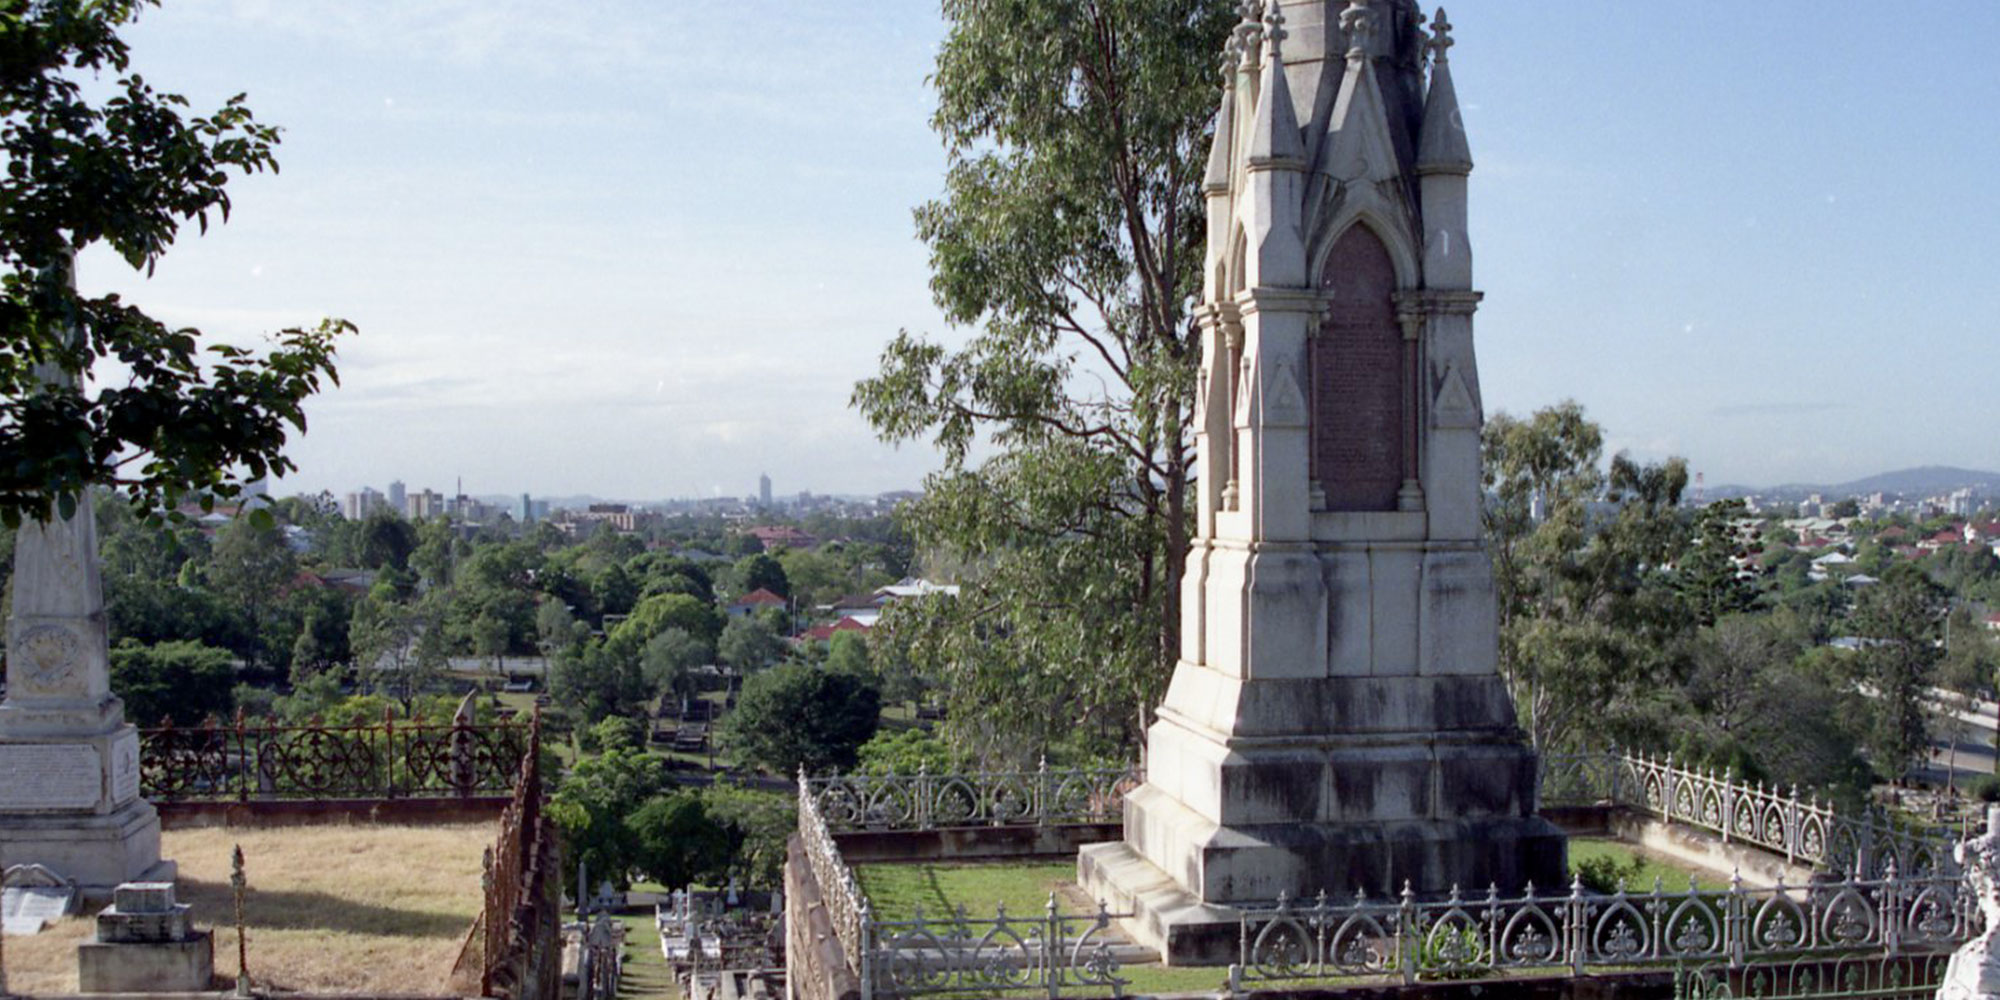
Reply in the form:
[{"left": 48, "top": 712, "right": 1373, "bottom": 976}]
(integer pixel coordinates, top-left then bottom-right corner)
[
  {"left": 801, "top": 617, "right": 871, "bottom": 642},
  {"left": 732, "top": 588, "right": 787, "bottom": 607}
]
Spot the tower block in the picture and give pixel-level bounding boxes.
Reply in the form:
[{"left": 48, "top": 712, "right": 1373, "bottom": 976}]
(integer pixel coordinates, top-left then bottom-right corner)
[{"left": 1080, "top": 1, "right": 1565, "bottom": 961}]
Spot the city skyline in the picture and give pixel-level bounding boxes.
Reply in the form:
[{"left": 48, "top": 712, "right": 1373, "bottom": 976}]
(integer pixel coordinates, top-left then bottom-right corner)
[{"left": 72, "top": 2, "right": 2000, "bottom": 498}]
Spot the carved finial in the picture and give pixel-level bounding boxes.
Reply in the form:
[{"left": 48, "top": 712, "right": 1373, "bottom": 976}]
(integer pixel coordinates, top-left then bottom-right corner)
[
  {"left": 1428, "top": 7, "right": 1455, "bottom": 64},
  {"left": 1339, "top": 0, "right": 1375, "bottom": 57},
  {"left": 1261, "top": 1, "right": 1288, "bottom": 61},
  {"left": 1232, "top": 0, "right": 1266, "bottom": 68}
]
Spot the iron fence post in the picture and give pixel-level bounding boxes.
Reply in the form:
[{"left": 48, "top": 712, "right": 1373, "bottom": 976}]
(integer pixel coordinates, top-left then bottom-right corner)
[
  {"left": 1037, "top": 756, "right": 1051, "bottom": 828},
  {"left": 1045, "top": 892, "right": 1061, "bottom": 999},
  {"left": 916, "top": 763, "right": 932, "bottom": 831},
  {"left": 1400, "top": 881, "right": 1418, "bottom": 986},
  {"left": 1725, "top": 869, "right": 1746, "bottom": 969},
  {"left": 1566, "top": 875, "right": 1585, "bottom": 976},
  {"left": 1663, "top": 752, "right": 1677, "bottom": 829},
  {"left": 1719, "top": 767, "right": 1733, "bottom": 844},
  {"left": 1792, "top": 788, "right": 1808, "bottom": 868},
  {"left": 859, "top": 899, "right": 875, "bottom": 1000},
  {"left": 383, "top": 707, "right": 398, "bottom": 799}
]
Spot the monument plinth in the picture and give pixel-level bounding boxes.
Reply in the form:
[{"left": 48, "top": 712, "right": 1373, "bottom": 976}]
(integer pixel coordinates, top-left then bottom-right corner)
[
  {"left": 0, "top": 490, "right": 173, "bottom": 894},
  {"left": 1080, "top": 1, "right": 1565, "bottom": 962}
]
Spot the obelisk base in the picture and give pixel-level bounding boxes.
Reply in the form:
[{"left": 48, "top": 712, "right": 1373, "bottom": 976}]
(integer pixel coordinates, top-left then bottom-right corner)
[
  {"left": 0, "top": 799, "right": 175, "bottom": 899},
  {"left": 1088, "top": 796, "right": 1568, "bottom": 960}
]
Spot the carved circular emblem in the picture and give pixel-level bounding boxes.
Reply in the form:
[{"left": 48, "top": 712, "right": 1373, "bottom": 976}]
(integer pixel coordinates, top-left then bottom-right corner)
[{"left": 14, "top": 624, "right": 81, "bottom": 691}]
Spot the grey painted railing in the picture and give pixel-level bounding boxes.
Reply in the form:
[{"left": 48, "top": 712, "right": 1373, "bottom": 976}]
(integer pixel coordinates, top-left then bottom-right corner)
[
  {"left": 1228, "top": 869, "right": 1973, "bottom": 989},
  {"left": 1541, "top": 749, "right": 1958, "bottom": 876},
  {"left": 803, "top": 763, "right": 1139, "bottom": 833},
  {"left": 795, "top": 752, "right": 1974, "bottom": 997}
]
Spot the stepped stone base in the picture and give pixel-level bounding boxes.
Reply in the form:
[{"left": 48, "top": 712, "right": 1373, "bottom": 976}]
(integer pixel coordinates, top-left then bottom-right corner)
[
  {"left": 1081, "top": 680, "right": 1568, "bottom": 965},
  {"left": 0, "top": 799, "right": 175, "bottom": 896},
  {"left": 1079, "top": 811, "right": 1568, "bottom": 965}
]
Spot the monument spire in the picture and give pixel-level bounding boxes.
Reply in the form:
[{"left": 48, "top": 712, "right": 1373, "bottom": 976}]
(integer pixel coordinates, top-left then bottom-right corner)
[
  {"left": 1417, "top": 7, "right": 1472, "bottom": 177},
  {"left": 1245, "top": 2, "right": 1304, "bottom": 171},
  {"left": 1082, "top": 3, "right": 1563, "bottom": 962}
]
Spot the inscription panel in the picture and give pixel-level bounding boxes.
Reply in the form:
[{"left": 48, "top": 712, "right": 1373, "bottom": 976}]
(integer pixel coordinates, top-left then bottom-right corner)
[
  {"left": 1313, "top": 226, "right": 1404, "bottom": 510},
  {"left": 0, "top": 743, "right": 102, "bottom": 809}
]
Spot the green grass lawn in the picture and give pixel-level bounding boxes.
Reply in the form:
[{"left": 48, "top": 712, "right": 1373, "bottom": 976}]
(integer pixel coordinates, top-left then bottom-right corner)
[
  {"left": 1569, "top": 836, "right": 1731, "bottom": 892},
  {"left": 613, "top": 909, "right": 681, "bottom": 1000},
  {"left": 846, "top": 842, "right": 1729, "bottom": 998},
  {"left": 854, "top": 861, "right": 1085, "bottom": 921}
]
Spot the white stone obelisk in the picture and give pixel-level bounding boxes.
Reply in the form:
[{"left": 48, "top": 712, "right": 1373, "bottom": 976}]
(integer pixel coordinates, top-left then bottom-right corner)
[{"left": 0, "top": 271, "right": 172, "bottom": 894}]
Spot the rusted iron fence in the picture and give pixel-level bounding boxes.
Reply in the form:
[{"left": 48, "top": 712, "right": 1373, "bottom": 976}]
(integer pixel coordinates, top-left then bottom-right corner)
[
  {"left": 140, "top": 710, "right": 529, "bottom": 800},
  {"left": 478, "top": 713, "right": 563, "bottom": 1000}
]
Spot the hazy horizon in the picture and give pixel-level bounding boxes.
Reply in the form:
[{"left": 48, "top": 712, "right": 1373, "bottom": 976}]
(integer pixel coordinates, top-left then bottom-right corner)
[{"left": 74, "top": 2, "right": 2000, "bottom": 500}]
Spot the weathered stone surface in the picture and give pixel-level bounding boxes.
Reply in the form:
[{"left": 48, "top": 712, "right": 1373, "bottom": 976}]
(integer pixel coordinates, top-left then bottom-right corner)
[
  {"left": 77, "top": 930, "right": 213, "bottom": 993},
  {"left": 0, "top": 743, "right": 102, "bottom": 809},
  {"left": 0, "top": 489, "right": 170, "bottom": 891},
  {"left": 1941, "top": 806, "right": 2000, "bottom": 999},
  {"left": 1086, "top": 2, "right": 1560, "bottom": 964}
]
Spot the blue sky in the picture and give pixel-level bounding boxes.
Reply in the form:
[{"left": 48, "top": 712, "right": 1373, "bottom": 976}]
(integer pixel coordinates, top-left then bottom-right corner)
[{"left": 77, "top": 1, "right": 2000, "bottom": 501}]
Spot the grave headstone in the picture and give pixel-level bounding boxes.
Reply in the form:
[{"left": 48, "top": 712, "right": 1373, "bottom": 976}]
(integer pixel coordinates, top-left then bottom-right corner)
[
  {"left": 77, "top": 880, "right": 212, "bottom": 992},
  {"left": 3, "top": 884, "right": 78, "bottom": 935}
]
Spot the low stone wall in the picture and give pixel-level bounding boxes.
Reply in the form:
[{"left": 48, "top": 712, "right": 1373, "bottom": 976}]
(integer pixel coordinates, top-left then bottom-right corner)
[
  {"left": 1609, "top": 810, "right": 1816, "bottom": 887},
  {"left": 785, "top": 833, "right": 861, "bottom": 1000},
  {"left": 833, "top": 821, "right": 1122, "bottom": 864},
  {"left": 157, "top": 796, "right": 510, "bottom": 829}
]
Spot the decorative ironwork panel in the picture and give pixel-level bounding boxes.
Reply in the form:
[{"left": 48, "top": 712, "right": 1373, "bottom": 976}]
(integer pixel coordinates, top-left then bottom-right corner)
[{"left": 141, "top": 716, "right": 530, "bottom": 801}]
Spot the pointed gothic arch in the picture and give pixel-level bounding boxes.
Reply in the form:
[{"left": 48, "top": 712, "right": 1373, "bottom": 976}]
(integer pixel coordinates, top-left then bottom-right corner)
[{"left": 1310, "top": 221, "right": 1406, "bottom": 511}]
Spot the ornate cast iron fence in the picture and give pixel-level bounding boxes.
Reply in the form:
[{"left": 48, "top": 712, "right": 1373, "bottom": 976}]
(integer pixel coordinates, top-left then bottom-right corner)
[
  {"left": 796, "top": 770, "right": 1133, "bottom": 999},
  {"left": 1231, "top": 869, "right": 1974, "bottom": 990},
  {"left": 802, "top": 762, "right": 1140, "bottom": 833},
  {"left": 140, "top": 710, "right": 530, "bottom": 801},
  {"left": 1541, "top": 750, "right": 1956, "bottom": 876},
  {"left": 1675, "top": 953, "right": 1951, "bottom": 999},
  {"left": 479, "top": 713, "right": 562, "bottom": 1000},
  {"left": 798, "top": 769, "right": 873, "bottom": 975},
  {"left": 867, "top": 897, "right": 1131, "bottom": 998}
]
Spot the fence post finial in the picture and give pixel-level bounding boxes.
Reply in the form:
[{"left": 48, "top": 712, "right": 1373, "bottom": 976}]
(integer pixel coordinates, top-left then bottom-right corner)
[{"left": 231, "top": 844, "right": 251, "bottom": 998}]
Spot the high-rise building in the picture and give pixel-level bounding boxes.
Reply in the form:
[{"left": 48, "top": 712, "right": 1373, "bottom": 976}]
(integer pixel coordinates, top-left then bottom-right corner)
[
  {"left": 759, "top": 473, "right": 772, "bottom": 508},
  {"left": 518, "top": 493, "right": 535, "bottom": 523},
  {"left": 388, "top": 480, "right": 406, "bottom": 515},
  {"left": 342, "top": 487, "right": 385, "bottom": 521}
]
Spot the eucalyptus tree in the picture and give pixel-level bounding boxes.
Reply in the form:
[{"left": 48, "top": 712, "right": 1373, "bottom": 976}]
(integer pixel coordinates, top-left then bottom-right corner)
[
  {"left": 1483, "top": 402, "right": 1693, "bottom": 751},
  {"left": 853, "top": 0, "right": 1234, "bottom": 758}
]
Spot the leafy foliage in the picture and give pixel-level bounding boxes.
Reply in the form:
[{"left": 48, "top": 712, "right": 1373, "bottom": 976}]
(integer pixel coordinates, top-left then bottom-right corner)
[
  {"left": 108, "top": 638, "right": 234, "bottom": 725},
  {"left": 853, "top": 0, "right": 1235, "bottom": 761},
  {"left": 0, "top": 0, "right": 348, "bottom": 525},
  {"left": 720, "top": 663, "right": 880, "bottom": 776}
]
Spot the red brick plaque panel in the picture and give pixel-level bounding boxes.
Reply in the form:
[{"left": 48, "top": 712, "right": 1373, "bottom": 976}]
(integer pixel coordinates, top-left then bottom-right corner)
[{"left": 1312, "top": 226, "right": 1403, "bottom": 511}]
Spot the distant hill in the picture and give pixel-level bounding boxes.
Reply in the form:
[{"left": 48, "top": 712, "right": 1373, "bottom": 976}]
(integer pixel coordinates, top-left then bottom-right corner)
[
  {"left": 1827, "top": 466, "right": 2000, "bottom": 497},
  {"left": 1704, "top": 465, "right": 2000, "bottom": 500}
]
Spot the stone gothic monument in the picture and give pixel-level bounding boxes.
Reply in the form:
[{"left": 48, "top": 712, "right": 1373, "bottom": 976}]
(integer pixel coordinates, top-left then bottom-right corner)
[
  {"left": 0, "top": 463, "right": 171, "bottom": 890},
  {"left": 1080, "top": 0, "right": 1565, "bottom": 959}
]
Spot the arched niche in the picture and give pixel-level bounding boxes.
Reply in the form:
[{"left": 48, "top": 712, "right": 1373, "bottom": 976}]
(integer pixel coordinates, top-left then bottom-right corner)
[{"left": 1311, "top": 223, "right": 1404, "bottom": 511}]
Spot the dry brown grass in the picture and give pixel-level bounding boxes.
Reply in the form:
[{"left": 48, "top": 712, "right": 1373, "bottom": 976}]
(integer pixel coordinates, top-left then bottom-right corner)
[{"left": 6, "top": 821, "right": 492, "bottom": 995}]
